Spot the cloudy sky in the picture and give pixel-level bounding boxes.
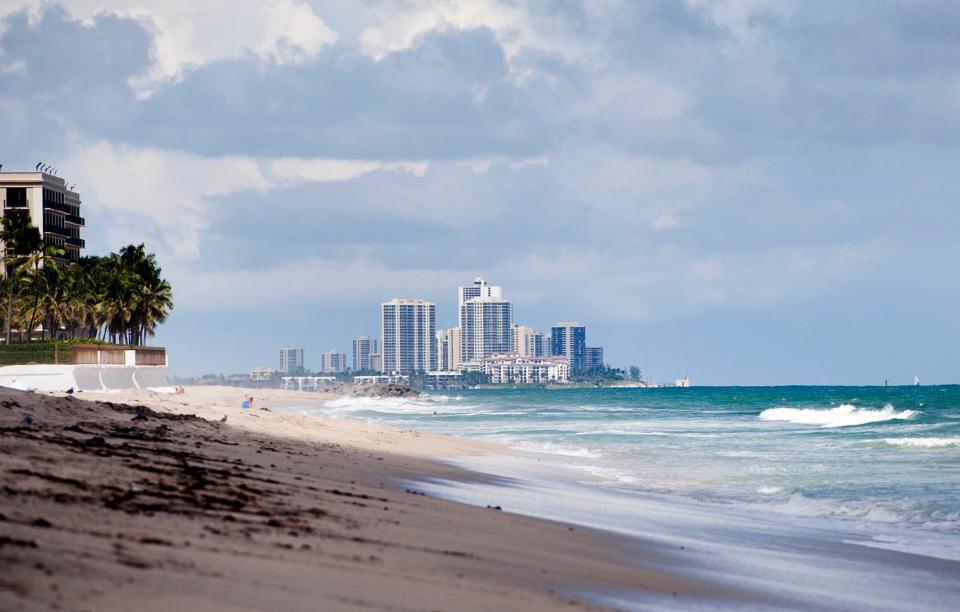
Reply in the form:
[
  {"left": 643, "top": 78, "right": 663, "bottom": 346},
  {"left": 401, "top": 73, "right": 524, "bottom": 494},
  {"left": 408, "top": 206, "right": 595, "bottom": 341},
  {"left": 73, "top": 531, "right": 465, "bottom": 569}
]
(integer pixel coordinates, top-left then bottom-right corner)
[{"left": 1, "top": 0, "right": 957, "bottom": 384}]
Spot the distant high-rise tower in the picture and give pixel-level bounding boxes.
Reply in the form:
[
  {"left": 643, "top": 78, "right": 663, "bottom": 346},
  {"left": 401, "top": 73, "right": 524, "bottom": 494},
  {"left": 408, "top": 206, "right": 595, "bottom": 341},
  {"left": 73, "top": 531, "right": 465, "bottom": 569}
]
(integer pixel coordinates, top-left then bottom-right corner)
[
  {"left": 352, "top": 336, "right": 379, "bottom": 372},
  {"left": 512, "top": 324, "right": 545, "bottom": 357},
  {"left": 381, "top": 299, "right": 437, "bottom": 374},
  {"left": 458, "top": 277, "right": 501, "bottom": 306},
  {"left": 436, "top": 327, "right": 462, "bottom": 371},
  {"left": 550, "top": 322, "right": 586, "bottom": 369},
  {"left": 459, "top": 278, "right": 513, "bottom": 363},
  {"left": 585, "top": 346, "right": 604, "bottom": 369},
  {"left": 320, "top": 350, "right": 347, "bottom": 373},
  {"left": 280, "top": 346, "right": 304, "bottom": 374}
]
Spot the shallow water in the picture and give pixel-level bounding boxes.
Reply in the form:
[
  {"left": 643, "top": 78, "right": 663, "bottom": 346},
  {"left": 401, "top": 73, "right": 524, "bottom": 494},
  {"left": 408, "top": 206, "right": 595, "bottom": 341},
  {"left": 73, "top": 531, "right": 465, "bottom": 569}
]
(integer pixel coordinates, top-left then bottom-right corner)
[
  {"left": 312, "top": 386, "right": 960, "bottom": 536},
  {"left": 284, "top": 386, "right": 960, "bottom": 609}
]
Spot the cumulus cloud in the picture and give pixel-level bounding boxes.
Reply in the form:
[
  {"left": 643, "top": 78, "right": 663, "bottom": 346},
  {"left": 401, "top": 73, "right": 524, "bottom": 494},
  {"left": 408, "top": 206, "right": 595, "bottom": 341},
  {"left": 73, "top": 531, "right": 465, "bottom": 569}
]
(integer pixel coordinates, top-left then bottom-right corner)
[
  {"left": 0, "top": 0, "right": 337, "bottom": 96},
  {"left": 172, "top": 256, "right": 465, "bottom": 313},
  {"left": 64, "top": 142, "right": 271, "bottom": 258},
  {"left": 61, "top": 142, "right": 439, "bottom": 258},
  {"left": 268, "top": 158, "right": 428, "bottom": 184}
]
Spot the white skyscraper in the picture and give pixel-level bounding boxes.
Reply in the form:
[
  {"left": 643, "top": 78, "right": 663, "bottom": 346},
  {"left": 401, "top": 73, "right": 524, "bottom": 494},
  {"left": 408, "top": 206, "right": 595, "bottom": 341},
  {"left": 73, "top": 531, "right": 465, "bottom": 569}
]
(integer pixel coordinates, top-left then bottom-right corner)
[
  {"left": 381, "top": 298, "right": 437, "bottom": 374},
  {"left": 436, "top": 327, "right": 462, "bottom": 372},
  {"left": 459, "top": 278, "right": 513, "bottom": 363},
  {"left": 320, "top": 350, "right": 347, "bottom": 373},
  {"left": 279, "top": 346, "right": 304, "bottom": 374},
  {"left": 512, "top": 324, "right": 545, "bottom": 357},
  {"left": 459, "top": 277, "right": 502, "bottom": 306},
  {"left": 352, "top": 336, "right": 379, "bottom": 371}
]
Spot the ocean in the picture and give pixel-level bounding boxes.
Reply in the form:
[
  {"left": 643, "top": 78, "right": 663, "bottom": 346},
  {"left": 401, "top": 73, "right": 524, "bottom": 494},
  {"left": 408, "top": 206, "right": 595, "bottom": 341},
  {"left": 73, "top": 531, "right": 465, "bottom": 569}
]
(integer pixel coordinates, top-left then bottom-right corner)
[{"left": 285, "top": 386, "right": 960, "bottom": 609}]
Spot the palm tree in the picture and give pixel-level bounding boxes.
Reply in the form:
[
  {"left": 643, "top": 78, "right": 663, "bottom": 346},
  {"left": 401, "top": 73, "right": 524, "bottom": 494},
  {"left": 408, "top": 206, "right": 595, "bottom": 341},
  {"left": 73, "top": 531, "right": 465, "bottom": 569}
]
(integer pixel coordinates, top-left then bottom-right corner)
[
  {"left": 0, "top": 212, "right": 41, "bottom": 343},
  {"left": 135, "top": 273, "right": 172, "bottom": 345},
  {"left": 18, "top": 240, "right": 65, "bottom": 341},
  {"left": 0, "top": 227, "right": 172, "bottom": 346}
]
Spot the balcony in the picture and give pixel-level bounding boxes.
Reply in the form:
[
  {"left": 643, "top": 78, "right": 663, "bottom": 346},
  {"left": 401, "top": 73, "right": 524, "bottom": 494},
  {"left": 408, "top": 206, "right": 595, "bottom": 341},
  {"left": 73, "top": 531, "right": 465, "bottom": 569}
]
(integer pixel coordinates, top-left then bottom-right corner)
[
  {"left": 43, "top": 201, "right": 73, "bottom": 214},
  {"left": 66, "top": 237, "right": 85, "bottom": 248},
  {"left": 44, "top": 225, "right": 70, "bottom": 238},
  {"left": 65, "top": 214, "right": 85, "bottom": 226}
]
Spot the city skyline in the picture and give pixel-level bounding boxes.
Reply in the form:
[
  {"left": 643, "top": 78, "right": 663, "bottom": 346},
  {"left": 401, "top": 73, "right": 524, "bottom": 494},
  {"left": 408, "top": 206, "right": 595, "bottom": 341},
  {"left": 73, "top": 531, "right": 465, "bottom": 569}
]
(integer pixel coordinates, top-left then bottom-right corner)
[{"left": 261, "top": 276, "right": 606, "bottom": 378}]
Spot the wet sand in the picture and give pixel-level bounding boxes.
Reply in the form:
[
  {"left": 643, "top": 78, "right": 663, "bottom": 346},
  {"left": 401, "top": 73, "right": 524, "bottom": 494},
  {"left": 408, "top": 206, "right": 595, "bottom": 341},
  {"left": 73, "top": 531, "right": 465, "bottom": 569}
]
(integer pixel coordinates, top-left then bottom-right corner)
[{"left": 0, "top": 387, "right": 751, "bottom": 611}]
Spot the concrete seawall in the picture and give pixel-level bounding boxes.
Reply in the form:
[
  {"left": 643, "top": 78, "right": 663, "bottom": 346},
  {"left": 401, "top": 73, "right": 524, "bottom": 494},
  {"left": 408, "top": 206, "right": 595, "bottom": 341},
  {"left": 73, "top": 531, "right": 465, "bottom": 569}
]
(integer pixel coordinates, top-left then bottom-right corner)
[{"left": 0, "top": 364, "right": 170, "bottom": 392}]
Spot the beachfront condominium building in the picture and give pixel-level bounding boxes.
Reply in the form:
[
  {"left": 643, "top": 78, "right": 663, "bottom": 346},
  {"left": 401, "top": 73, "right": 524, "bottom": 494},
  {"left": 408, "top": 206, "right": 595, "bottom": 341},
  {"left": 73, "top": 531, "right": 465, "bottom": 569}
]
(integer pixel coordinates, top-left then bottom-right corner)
[
  {"left": 459, "top": 278, "right": 513, "bottom": 363},
  {"left": 280, "top": 346, "right": 304, "bottom": 374},
  {"left": 436, "top": 327, "right": 462, "bottom": 372},
  {"left": 480, "top": 354, "right": 570, "bottom": 384},
  {"left": 551, "top": 322, "right": 586, "bottom": 369},
  {"left": 352, "top": 336, "right": 379, "bottom": 372},
  {"left": 585, "top": 346, "right": 605, "bottom": 369},
  {"left": 0, "top": 168, "right": 85, "bottom": 270},
  {"left": 381, "top": 298, "right": 437, "bottom": 374},
  {"left": 511, "top": 324, "right": 545, "bottom": 357},
  {"left": 320, "top": 350, "right": 348, "bottom": 373}
]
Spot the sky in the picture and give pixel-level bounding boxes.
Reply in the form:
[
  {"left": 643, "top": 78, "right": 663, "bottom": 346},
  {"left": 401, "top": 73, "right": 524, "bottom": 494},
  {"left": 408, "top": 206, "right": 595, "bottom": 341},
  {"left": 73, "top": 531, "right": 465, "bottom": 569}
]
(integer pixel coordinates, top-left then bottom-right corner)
[{"left": 0, "top": 0, "right": 958, "bottom": 385}]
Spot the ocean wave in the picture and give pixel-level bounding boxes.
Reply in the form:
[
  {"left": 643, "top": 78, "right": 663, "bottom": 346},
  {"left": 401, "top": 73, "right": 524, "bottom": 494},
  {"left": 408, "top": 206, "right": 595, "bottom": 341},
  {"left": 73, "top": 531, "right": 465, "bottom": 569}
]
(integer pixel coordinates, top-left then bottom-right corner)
[
  {"left": 512, "top": 441, "right": 604, "bottom": 459},
  {"left": 319, "top": 395, "right": 477, "bottom": 417},
  {"left": 573, "top": 429, "right": 670, "bottom": 437},
  {"left": 758, "top": 404, "right": 918, "bottom": 428},
  {"left": 752, "top": 492, "right": 960, "bottom": 531},
  {"left": 881, "top": 437, "right": 960, "bottom": 449}
]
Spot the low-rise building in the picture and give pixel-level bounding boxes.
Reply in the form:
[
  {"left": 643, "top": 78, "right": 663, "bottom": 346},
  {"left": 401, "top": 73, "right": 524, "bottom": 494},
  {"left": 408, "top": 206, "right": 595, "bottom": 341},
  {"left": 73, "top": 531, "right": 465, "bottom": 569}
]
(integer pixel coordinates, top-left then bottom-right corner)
[
  {"left": 480, "top": 354, "right": 570, "bottom": 384},
  {"left": 353, "top": 374, "right": 411, "bottom": 385},
  {"left": 281, "top": 376, "right": 337, "bottom": 391},
  {"left": 424, "top": 371, "right": 464, "bottom": 388},
  {"left": 250, "top": 366, "right": 278, "bottom": 381}
]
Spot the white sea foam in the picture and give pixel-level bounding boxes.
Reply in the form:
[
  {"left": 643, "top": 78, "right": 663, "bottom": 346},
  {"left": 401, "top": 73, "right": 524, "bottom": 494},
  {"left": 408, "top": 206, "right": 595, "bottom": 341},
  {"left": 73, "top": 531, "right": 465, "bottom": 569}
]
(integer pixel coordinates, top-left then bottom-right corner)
[
  {"left": 318, "top": 394, "right": 472, "bottom": 418},
  {"left": 512, "top": 441, "right": 604, "bottom": 459},
  {"left": 881, "top": 437, "right": 960, "bottom": 448},
  {"left": 758, "top": 404, "right": 918, "bottom": 428}
]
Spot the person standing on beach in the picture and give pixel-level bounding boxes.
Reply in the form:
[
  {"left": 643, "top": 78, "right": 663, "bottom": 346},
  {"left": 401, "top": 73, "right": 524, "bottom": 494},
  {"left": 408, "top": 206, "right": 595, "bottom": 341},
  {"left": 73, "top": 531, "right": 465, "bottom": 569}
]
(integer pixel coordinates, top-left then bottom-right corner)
[
  {"left": 248, "top": 397, "right": 255, "bottom": 410},
  {"left": 241, "top": 398, "right": 250, "bottom": 410}
]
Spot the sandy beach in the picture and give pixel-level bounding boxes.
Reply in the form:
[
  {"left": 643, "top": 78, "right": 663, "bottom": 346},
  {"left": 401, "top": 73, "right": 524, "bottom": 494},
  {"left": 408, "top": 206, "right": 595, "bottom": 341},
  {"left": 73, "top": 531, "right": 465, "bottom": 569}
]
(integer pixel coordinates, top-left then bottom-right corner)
[{"left": 0, "top": 385, "right": 745, "bottom": 611}]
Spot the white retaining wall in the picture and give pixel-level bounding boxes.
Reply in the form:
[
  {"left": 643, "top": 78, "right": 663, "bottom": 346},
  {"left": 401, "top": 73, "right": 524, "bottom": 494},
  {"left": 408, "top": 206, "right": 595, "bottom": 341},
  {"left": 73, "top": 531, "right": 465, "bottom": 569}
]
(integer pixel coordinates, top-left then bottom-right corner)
[{"left": 0, "top": 364, "right": 170, "bottom": 392}]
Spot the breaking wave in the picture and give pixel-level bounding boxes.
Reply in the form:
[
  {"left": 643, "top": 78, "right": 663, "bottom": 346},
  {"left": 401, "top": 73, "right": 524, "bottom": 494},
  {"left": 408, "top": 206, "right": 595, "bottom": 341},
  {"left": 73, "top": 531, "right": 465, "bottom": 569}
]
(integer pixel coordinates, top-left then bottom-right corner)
[
  {"left": 759, "top": 404, "right": 918, "bottom": 428},
  {"left": 881, "top": 437, "right": 960, "bottom": 449}
]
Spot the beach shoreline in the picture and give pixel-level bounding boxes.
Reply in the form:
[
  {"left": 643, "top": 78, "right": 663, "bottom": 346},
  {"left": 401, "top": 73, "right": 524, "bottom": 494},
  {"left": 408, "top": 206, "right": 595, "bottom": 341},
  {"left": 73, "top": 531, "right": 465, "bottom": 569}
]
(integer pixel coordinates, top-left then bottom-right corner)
[
  {"left": 4, "top": 385, "right": 958, "bottom": 611},
  {"left": 0, "top": 386, "right": 754, "bottom": 611}
]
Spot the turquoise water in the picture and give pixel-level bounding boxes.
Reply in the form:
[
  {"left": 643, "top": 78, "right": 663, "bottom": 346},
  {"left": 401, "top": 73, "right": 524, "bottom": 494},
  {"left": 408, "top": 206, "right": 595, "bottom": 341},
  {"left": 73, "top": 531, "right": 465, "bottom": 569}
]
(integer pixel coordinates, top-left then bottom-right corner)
[
  {"left": 290, "top": 386, "right": 960, "bottom": 608},
  {"left": 319, "top": 386, "right": 960, "bottom": 535}
]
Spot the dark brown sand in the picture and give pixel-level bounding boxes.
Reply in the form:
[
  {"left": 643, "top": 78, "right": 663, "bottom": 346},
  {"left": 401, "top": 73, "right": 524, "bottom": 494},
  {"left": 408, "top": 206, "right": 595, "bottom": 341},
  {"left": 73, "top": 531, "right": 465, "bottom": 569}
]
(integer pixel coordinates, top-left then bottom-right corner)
[{"left": 0, "top": 388, "right": 735, "bottom": 611}]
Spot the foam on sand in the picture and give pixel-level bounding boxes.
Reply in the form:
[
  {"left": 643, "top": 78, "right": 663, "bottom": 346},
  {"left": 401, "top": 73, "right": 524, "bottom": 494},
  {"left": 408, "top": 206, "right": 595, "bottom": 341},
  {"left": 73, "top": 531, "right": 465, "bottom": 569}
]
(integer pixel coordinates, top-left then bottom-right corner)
[{"left": 758, "top": 404, "right": 917, "bottom": 428}]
